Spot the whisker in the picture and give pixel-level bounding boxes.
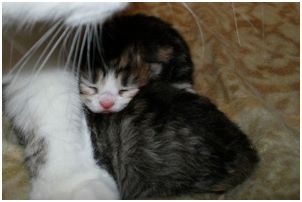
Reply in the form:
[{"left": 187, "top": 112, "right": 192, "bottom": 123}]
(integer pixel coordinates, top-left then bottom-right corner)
[
  {"left": 63, "top": 28, "right": 75, "bottom": 72},
  {"left": 9, "top": 40, "right": 14, "bottom": 70},
  {"left": 181, "top": 3, "right": 206, "bottom": 67},
  {"left": 33, "top": 26, "right": 71, "bottom": 79},
  {"left": 30, "top": 24, "right": 66, "bottom": 74},
  {"left": 8, "top": 21, "right": 62, "bottom": 77},
  {"left": 87, "top": 25, "right": 93, "bottom": 81},
  {"left": 9, "top": 22, "right": 64, "bottom": 85},
  {"left": 58, "top": 28, "right": 74, "bottom": 68},
  {"left": 182, "top": 3, "right": 236, "bottom": 58},
  {"left": 65, "top": 26, "right": 82, "bottom": 72},
  {"left": 71, "top": 25, "right": 83, "bottom": 74},
  {"left": 232, "top": 3, "right": 241, "bottom": 47},
  {"left": 3, "top": 34, "right": 27, "bottom": 55},
  {"left": 93, "top": 23, "right": 108, "bottom": 71},
  {"left": 261, "top": 3, "right": 265, "bottom": 40},
  {"left": 239, "top": 12, "right": 259, "bottom": 34},
  {"left": 76, "top": 24, "right": 90, "bottom": 79},
  {"left": 92, "top": 25, "right": 98, "bottom": 75}
]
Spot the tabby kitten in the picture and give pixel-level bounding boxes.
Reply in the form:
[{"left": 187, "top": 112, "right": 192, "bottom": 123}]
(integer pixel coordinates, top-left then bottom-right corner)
[
  {"left": 87, "top": 81, "right": 259, "bottom": 199},
  {"left": 80, "top": 14, "right": 193, "bottom": 113},
  {"left": 80, "top": 14, "right": 259, "bottom": 199}
]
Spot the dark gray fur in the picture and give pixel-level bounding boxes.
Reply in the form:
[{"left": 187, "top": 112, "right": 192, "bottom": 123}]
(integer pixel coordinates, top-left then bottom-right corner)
[
  {"left": 87, "top": 82, "right": 259, "bottom": 199},
  {"left": 81, "top": 14, "right": 259, "bottom": 199},
  {"left": 23, "top": 135, "right": 47, "bottom": 178}
]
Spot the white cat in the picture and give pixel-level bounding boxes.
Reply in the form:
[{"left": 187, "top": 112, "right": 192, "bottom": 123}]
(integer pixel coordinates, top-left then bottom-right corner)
[
  {"left": 3, "top": 2, "right": 128, "bottom": 27},
  {"left": 3, "top": 2, "right": 128, "bottom": 199}
]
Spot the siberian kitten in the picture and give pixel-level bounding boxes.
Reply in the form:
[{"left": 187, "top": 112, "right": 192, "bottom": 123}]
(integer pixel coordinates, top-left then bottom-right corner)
[
  {"left": 80, "top": 14, "right": 193, "bottom": 113},
  {"left": 88, "top": 81, "right": 259, "bottom": 199},
  {"left": 80, "top": 14, "right": 259, "bottom": 199}
]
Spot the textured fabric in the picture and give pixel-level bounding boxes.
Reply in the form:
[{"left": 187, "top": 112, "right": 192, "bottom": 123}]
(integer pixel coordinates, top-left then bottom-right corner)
[{"left": 2, "top": 2, "right": 299, "bottom": 199}]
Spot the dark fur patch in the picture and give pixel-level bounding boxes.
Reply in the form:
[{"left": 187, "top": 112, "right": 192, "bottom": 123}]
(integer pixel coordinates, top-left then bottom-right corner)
[
  {"left": 24, "top": 136, "right": 47, "bottom": 178},
  {"left": 88, "top": 82, "right": 259, "bottom": 199},
  {"left": 79, "top": 14, "right": 194, "bottom": 85}
]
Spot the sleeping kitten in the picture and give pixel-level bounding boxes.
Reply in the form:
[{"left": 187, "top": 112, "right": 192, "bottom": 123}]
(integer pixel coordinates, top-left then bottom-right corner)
[
  {"left": 87, "top": 81, "right": 259, "bottom": 199},
  {"left": 80, "top": 14, "right": 193, "bottom": 113},
  {"left": 80, "top": 14, "right": 259, "bottom": 199}
]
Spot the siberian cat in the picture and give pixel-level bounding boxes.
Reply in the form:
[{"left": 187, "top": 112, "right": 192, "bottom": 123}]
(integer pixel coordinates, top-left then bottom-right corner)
[
  {"left": 3, "top": 2, "right": 128, "bottom": 199},
  {"left": 80, "top": 15, "right": 259, "bottom": 199}
]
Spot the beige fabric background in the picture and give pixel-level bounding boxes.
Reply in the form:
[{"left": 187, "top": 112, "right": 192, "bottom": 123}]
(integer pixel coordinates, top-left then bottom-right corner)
[{"left": 2, "top": 3, "right": 300, "bottom": 199}]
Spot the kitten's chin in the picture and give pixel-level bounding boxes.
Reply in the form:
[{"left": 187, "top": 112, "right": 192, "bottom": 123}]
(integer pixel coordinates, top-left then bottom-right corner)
[
  {"left": 88, "top": 106, "right": 126, "bottom": 114},
  {"left": 101, "top": 110, "right": 114, "bottom": 114},
  {"left": 85, "top": 99, "right": 130, "bottom": 114},
  {"left": 102, "top": 107, "right": 125, "bottom": 114}
]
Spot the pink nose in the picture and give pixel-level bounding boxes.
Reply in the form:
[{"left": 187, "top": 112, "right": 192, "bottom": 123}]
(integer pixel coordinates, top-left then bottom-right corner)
[
  {"left": 100, "top": 100, "right": 114, "bottom": 109},
  {"left": 99, "top": 92, "right": 115, "bottom": 110}
]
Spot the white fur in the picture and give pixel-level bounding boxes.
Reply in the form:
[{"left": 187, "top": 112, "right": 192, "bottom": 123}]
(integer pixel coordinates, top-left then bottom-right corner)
[
  {"left": 3, "top": 69, "right": 119, "bottom": 199},
  {"left": 3, "top": 2, "right": 128, "bottom": 27},
  {"left": 3, "top": 3, "right": 129, "bottom": 199}
]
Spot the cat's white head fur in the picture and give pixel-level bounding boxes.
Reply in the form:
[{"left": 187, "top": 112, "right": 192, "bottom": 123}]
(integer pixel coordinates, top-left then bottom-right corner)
[{"left": 3, "top": 2, "right": 128, "bottom": 27}]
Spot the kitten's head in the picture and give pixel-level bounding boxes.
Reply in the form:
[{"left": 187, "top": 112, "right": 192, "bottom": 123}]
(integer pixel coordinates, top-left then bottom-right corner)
[{"left": 80, "top": 46, "right": 163, "bottom": 113}]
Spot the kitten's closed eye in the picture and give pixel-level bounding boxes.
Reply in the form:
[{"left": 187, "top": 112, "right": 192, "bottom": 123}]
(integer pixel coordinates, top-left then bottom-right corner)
[
  {"left": 119, "top": 89, "right": 128, "bottom": 94},
  {"left": 119, "top": 88, "right": 139, "bottom": 98},
  {"left": 80, "top": 84, "right": 97, "bottom": 95}
]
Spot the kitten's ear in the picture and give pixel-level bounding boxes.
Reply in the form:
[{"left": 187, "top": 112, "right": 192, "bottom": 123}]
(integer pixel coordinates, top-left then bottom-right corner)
[{"left": 149, "top": 63, "right": 163, "bottom": 77}]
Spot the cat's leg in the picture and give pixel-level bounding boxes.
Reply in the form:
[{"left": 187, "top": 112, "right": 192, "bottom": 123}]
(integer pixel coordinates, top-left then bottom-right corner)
[{"left": 3, "top": 68, "right": 119, "bottom": 199}]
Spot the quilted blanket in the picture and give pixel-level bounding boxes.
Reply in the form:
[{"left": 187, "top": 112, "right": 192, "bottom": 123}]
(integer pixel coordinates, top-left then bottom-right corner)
[{"left": 2, "top": 2, "right": 299, "bottom": 199}]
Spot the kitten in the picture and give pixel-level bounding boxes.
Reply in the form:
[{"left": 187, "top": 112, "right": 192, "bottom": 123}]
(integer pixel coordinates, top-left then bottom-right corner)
[
  {"left": 88, "top": 81, "right": 259, "bottom": 199},
  {"left": 80, "top": 15, "right": 259, "bottom": 199},
  {"left": 80, "top": 14, "right": 193, "bottom": 113}
]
